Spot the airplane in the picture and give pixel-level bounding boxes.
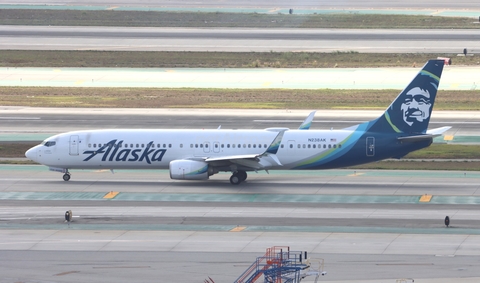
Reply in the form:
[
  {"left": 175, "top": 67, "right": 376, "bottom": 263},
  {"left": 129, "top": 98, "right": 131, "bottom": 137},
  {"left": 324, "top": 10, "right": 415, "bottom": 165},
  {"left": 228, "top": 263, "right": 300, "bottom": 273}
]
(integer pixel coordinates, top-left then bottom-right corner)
[{"left": 25, "top": 60, "right": 450, "bottom": 185}]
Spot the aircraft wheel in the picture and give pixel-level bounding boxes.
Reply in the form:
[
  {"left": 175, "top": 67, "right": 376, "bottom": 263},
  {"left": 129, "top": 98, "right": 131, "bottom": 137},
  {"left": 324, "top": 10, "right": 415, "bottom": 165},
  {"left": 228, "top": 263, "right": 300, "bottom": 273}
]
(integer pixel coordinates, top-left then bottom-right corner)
[
  {"left": 237, "top": 170, "right": 247, "bottom": 182},
  {"left": 63, "top": 173, "right": 71, "bottom": 181},
  {"left": 230, "top": 174, "right": 241, "bottom": 185}
]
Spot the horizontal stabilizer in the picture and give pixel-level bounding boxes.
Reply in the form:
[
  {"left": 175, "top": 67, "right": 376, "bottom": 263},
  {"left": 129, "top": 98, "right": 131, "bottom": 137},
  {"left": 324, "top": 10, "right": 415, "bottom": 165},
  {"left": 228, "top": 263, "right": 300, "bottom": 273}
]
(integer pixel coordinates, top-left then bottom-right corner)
[
  {"left": 397, "top": 135, "right": 434, "bottom": 143},
  {"left": 426, "top": 126, "right": 452, "bottom": 136},
  {"left": 397, "top": 126, "right": 451, "bottom": 143}
]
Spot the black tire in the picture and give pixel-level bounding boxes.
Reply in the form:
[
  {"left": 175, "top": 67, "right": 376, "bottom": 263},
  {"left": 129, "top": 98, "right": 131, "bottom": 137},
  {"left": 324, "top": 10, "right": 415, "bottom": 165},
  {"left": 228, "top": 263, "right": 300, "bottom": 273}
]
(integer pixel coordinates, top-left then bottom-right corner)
[
  {"left": 230, "top": 174, "right": 240, "bottom": 185},
  {"left": 63, "top": 173, "right": 71, "bottom": 181},
  {"left": 237, "top": 170, "right": 247, "bottom": 182}
]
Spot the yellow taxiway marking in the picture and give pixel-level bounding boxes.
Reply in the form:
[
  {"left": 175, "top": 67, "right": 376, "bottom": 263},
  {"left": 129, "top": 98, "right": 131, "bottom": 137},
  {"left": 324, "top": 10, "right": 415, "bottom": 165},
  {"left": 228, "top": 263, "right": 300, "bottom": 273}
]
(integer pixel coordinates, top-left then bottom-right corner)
[
  {"left": 230, "top": 226, "right": 246, "bottom": 232},
  {"left": 419, "top": 194, "right": 433, "bottom": 202},
  {"left": 444, "top": 135, "right": 454, "bottom": 141},
  {"left": 348, "top": 172, "right": 365, "bottom": 177},
  {"left": 262, "top": 82, "right": 272, "bottom": 87},
  {"left": 103, "top": 191, "right": 120, "bottom": 199},
  {"left": 106, "top": 6, "right": 119, "bottom": 10}
]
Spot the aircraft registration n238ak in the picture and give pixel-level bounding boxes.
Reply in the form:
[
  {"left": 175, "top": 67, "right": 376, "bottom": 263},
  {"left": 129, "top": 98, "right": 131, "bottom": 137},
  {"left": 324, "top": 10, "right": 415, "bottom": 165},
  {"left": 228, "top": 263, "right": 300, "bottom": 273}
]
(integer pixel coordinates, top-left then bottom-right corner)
[{"left": 26, "top": 60, "right": 450, "bottom": 185}]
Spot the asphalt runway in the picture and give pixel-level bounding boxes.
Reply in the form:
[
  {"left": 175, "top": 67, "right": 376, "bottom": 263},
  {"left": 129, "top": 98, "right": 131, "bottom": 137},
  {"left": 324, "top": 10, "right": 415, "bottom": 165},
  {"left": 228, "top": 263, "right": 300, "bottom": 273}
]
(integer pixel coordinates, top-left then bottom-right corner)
[
  {"left": 2, "top": 26, "right": 478, "bottom": 53},
  {"left": 1, "top": 167, "right": 480, "bottom": 282},
  {"left": 1, "top": 108, "right": 479, "bottom": 142}
]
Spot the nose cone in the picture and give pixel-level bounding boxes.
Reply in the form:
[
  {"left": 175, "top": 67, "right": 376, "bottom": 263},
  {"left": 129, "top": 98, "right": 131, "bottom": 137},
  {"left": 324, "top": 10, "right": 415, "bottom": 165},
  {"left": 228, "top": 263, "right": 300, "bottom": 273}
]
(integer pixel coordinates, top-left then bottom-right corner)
[{"left": 25, "top": 146, "right": 38, "bottom": 162}]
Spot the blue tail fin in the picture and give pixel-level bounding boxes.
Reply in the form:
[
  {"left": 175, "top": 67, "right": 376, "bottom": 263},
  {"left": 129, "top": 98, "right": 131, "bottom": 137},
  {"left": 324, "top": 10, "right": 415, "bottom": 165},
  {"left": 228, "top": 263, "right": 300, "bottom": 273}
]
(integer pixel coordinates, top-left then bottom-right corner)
[{"left": 370, "top": 60, "right": 445, "bottom": 134}]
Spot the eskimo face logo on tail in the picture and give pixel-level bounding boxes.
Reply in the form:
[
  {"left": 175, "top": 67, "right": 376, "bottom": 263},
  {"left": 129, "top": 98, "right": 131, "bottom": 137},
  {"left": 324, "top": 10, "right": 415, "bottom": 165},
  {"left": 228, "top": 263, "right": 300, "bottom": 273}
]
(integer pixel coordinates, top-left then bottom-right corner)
[
  {"left": 388, "top": 70, "right": 439, "bottom": 134},
  {"left": 83, "top": 139, "right": 166, "bottom": 164},
  {"left": 401, "top": 87, "right": 431, "bottom": 126}
]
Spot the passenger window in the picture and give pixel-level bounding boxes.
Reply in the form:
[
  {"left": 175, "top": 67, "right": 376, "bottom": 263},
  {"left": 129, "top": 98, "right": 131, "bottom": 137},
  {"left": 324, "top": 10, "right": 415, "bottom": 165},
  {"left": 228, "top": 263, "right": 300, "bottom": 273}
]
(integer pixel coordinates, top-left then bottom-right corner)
[
  {"left": 339, "top": 144, "right": 342, "bottom": 148},
  {"left": 328, "top": 144, "right": 331, "bottom": 148},
  {"left": 180, "top": 144, "right": 183, "bottom": 148},
  {"left": 169, "top": 144, "right": 172, "bottom": 148},
  {"left": 333, "top": 144, "right": 337, "bottom": 148},
  {"left": 280, "top": 144, "right": 284, "bottom": 148}
]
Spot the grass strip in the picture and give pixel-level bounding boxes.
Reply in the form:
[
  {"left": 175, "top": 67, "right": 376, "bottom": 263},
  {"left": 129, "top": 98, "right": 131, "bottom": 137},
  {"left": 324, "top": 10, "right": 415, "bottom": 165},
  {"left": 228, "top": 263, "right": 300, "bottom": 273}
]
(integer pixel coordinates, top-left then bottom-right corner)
[
  {"left": 1, "top": 51, "right": 478, "bottom": 68},
  {"left": 0, "top": 10, "right": 478, "bottom": 29}
]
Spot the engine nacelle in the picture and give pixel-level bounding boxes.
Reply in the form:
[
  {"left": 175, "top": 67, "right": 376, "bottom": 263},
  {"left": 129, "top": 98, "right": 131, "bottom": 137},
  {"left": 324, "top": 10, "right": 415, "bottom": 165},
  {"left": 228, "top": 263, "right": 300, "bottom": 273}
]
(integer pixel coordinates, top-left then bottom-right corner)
[{"left": 169, "top": 160, "right": 210, "bottom": 180}]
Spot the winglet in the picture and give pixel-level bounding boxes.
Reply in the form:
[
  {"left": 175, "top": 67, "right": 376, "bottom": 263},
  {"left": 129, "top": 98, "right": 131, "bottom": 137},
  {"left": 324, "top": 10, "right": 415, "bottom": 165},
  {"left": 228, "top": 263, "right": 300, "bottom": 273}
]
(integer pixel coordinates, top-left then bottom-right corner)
[
  {"left": 298, "top": 111, "right": 316, "bottom": 130},
  {"left": 265, "top": 129, "right": 286, "bottom": 154}
]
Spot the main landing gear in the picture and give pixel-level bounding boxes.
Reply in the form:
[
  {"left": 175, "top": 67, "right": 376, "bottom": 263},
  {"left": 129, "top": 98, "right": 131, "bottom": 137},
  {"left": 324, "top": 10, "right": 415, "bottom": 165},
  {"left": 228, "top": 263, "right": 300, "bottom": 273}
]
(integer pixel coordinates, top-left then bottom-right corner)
[
  {"left": 63, "top": 170, "right": 71, "bottom": 181},
  {"left": 230, "top": 170, "right": 247, "bottom": 185}
]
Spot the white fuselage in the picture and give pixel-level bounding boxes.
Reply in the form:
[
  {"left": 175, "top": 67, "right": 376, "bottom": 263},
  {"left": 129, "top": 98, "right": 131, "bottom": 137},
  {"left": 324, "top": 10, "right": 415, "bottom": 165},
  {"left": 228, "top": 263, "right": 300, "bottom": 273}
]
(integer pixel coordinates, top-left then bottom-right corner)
[{"left": 26, "top": 128, "right": 354, "bottom": 170}]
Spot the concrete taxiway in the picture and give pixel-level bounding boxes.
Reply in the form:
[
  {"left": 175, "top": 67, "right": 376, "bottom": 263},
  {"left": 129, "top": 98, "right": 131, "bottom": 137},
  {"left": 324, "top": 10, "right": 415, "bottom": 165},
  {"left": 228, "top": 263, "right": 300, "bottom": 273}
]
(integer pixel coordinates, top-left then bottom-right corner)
[
  {"left": 1, "top": 65, "right": 479, "bottom": 89},
  {"left": 2, "top": 0, "right": 480, "bottom": 16}
]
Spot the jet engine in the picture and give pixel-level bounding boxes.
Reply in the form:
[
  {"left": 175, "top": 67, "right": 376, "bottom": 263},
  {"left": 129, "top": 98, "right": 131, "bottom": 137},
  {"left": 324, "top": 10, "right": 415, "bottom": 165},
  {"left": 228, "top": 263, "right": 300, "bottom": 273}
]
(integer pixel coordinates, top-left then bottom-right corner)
[{"left": 169, "top": 160, "right": 210, "bottom": 180}]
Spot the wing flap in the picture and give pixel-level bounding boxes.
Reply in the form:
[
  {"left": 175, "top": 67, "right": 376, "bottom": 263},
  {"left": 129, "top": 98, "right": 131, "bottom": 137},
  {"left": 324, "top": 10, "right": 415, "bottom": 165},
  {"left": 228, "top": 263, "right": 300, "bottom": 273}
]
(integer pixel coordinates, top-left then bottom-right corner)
[{"left": 206, "top": 154, "right": 258, "bottom": 163}]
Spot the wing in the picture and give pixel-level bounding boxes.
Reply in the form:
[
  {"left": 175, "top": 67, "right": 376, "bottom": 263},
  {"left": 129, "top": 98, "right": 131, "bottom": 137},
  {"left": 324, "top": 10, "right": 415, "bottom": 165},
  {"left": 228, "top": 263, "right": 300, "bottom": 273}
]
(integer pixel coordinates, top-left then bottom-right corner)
[{"left": 205, "top": 129, "right": 286, "bottom": 170}]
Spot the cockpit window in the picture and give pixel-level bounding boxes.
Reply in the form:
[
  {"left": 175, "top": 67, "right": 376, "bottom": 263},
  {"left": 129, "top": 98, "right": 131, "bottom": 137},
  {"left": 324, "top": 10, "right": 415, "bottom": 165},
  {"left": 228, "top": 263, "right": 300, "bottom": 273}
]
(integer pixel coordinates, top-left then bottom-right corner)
[{"left": 42, "top": 141, "right": 56, "bottom": 147}]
